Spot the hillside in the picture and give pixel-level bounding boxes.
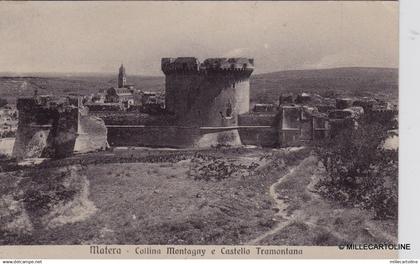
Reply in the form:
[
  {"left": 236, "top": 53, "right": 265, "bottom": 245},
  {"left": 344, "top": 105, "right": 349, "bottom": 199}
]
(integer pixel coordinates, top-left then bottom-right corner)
[
  {"left": 0, "top": 67, "right": 398, "bottom": 104},
  {"left": 250, "top": 67, "right": 398, "bottom": 104}
]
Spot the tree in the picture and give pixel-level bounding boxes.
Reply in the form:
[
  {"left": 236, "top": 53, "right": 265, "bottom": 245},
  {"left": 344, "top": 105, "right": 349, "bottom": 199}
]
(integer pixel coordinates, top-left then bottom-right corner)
[{"left": 314, "top": 116, "right": 398, "bottom": 219}]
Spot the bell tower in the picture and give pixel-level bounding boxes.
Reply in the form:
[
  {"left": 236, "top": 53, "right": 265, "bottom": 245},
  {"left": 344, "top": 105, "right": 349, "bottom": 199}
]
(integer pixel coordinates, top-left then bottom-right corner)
[{"left": 118, "top": 64, "right": 127, "bottom": 88}]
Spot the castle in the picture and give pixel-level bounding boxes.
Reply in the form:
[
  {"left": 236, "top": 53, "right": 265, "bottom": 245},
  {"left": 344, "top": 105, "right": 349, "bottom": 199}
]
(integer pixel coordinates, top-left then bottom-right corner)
[
  {"left": 103, "top": 57, "right": 357, "bottom": 148},
  {"left": 11, "top": 57, "right": 397, "bottom": 159},
  {"left": 106, "top": 57, "right": 257, "bottom": 148}
]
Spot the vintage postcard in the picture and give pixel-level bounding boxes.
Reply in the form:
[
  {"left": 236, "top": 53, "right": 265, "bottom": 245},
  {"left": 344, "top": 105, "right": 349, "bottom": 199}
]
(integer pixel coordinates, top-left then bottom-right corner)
[{"left": 0, "top": 0, "right": 406, "bottom": 261}]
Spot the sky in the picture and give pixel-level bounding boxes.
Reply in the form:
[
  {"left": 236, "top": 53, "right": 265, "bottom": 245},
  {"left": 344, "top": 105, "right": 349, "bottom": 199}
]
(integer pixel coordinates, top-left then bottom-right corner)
[{"left": 0, "top": 1, "right": 398, "bottom": 76}]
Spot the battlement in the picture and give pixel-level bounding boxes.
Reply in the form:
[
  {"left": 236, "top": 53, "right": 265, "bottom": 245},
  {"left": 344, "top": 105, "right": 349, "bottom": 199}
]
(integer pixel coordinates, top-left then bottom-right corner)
[
  {"left": 161, "top": 57, "right": 254, "bottom": 75},
  {"left": 201, "top": 58, "right": 254, "bottom": 71},
  {"left": 161, "top": 57, "right": 201, "bottom": 74}
]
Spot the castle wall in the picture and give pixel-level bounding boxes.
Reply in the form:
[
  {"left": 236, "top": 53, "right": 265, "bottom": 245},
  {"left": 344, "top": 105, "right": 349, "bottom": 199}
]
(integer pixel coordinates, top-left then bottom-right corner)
[
  {"left": 106, "top": 125, "right": 244, "bottom": 148},
  {"left": 237, "top": 112, "right": 279, "bottom": 147},
  {"left": 238, "top": 127, "right": 278, "bottom": 147},
  {"left": 12, "top": 97, "right": 83, "bottom": 159},
  {"left": 238, "top": 113, "right": 279, "bottom": 127},
  {"left": 48, "top": 107, "right": 78, "bottom": 158},
  {"left": 107, "top": 126, "right": 201, "bottom": 148},
  {"left": 279, "top": 106, "right": 301, "bottom": 146},
  {"left": 12, "top": 98, "right": 55, "bottom": 159},
  {"left": 74, "top": 114, "right": 109, "bottom": 154},
  {"left": 196, "top": 129, "right": 242, "bottom": 148}
]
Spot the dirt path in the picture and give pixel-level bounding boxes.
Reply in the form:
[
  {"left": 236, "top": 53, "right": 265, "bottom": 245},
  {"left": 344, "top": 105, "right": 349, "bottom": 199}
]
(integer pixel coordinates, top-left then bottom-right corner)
[
  {"left": 246, "top": 155, "right": 397, "bottom": 245},
  {"left": 247, "top": 167, "right": 296, "bottom": 245},
  {"left": 246, "top": 156, "right": 347, "bottom": 245}
]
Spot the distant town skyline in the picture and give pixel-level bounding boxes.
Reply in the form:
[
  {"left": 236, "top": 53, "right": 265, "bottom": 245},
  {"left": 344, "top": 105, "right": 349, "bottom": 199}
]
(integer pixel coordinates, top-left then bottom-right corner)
[{"left": 0, "top": 1, "right": 398, "bottom": 76}]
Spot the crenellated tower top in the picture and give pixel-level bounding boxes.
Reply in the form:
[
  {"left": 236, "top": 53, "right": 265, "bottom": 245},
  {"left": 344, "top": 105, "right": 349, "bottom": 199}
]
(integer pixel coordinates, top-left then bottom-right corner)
[{"left": 161, "top": 57, "right": 254, "bottom": 76}]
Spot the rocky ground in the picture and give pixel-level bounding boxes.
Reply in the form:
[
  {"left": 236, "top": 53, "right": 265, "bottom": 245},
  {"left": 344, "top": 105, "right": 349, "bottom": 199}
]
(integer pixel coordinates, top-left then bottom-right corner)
[{"left": 0, "top": 147, "right": 396, "bottom": 245}]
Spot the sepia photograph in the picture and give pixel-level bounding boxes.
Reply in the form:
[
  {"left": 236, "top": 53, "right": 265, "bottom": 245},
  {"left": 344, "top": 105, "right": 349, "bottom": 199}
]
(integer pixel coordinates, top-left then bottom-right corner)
[{"left": 0, "top": 0, "right": 399, "bottom": 255}]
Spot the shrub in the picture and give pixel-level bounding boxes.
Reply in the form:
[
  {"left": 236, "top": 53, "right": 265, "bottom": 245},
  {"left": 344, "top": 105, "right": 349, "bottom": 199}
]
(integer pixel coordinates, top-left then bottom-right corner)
[
  {"left": 314, "top": 116, "right": 398, "bottom": 220},
  {"left": 0, "top": 98, "right": 7, "bottom": 108}
]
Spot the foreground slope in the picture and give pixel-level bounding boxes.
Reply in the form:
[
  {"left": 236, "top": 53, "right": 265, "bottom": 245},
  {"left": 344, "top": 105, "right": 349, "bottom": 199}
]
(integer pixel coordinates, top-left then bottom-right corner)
[{"left": 0, "top": 147, "right": 396, "bottom": 245}]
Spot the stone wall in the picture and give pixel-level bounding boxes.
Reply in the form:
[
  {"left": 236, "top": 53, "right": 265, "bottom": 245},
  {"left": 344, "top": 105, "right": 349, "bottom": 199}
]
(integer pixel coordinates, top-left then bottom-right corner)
[
  {"left": 107, "top": 126, "right": 243, "bottom": 148},
  {"left": 12, "top": 97, "right": 65, "bottom": 159},
  {"left": 107, "top": 126, "right": 200, "bottom": 148},
  {"left": 238, "top": 113, "right": 279, "bottom": 127},
  {"left": 238, "top": 127, "right": 278, "bottom": 147},
  {"left": 47, "top": 106, "right": 79, "bottom": 158},
  {"left": 74, "top": 113, "right": 109, "bottom": 154},
  {"left": 13, "top": 97, "right": 108, "bottom": 159}
]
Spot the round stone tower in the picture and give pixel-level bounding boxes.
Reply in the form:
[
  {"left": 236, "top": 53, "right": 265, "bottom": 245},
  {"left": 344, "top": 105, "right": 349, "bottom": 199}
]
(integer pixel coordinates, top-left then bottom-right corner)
[{"left": 161, "top": 57, "right": 254, "bottom": 128}]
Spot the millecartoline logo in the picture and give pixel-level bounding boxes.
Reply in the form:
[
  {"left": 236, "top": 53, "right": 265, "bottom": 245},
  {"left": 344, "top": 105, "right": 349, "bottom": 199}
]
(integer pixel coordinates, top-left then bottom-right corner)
[{"left": 338, "top": 244, "right": 411, "bottom": 250}]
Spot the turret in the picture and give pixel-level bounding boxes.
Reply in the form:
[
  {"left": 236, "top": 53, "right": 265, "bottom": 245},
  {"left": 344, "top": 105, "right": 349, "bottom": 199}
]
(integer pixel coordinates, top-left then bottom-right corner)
[{"left": 161, "top": 57, "right": 254, "bottom": 127}]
